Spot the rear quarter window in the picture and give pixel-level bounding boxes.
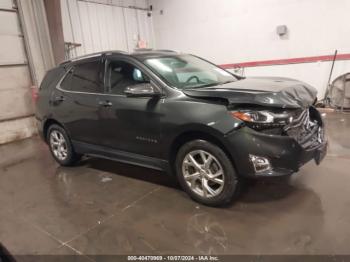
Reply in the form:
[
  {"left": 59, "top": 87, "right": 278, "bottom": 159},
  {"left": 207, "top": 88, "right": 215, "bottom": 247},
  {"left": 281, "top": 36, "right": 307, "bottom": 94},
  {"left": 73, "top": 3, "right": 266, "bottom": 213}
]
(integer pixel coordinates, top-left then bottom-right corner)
[
  {"left": 60, "top": 70, "right": 73, "bottom": 90},
  {"left": 40, "top": 67, "right": 66, "bottom": 90}
]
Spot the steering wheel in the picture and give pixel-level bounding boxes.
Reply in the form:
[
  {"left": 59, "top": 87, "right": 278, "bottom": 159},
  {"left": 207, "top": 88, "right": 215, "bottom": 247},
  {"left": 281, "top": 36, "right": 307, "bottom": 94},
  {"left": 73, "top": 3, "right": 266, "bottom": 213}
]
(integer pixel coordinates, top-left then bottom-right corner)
[{"left": 185, "top": 75, "right": 200, "bottom": 84}]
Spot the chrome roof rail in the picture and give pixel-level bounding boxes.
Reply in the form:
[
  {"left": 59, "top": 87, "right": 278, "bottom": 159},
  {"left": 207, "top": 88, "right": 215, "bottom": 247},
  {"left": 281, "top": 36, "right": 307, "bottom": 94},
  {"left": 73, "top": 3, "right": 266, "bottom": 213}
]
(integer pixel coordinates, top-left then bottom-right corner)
[
  {"left": 154, "top": 49, "right": 178, "bottom": 53},
  {"left": 60, "top": 50, "right": 128, "bottom": 65},
  {"left": 133, "top": 48, "right": 178, "bottom": 53}
]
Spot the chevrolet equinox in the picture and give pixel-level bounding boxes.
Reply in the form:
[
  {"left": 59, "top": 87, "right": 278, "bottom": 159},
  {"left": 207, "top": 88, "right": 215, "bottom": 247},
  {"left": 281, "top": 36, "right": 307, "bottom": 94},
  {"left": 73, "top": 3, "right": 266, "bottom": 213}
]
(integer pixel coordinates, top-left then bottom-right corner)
[{"left": 36, "top": 50, "right": 327, "bottom": 206}]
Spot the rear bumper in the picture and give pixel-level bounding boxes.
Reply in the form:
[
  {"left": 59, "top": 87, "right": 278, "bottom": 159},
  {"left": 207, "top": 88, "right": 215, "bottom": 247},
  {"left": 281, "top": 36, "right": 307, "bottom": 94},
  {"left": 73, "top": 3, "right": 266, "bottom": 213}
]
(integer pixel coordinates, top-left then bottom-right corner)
[{"left": 225, "top": 127, "right": 327, "bottom": 178}]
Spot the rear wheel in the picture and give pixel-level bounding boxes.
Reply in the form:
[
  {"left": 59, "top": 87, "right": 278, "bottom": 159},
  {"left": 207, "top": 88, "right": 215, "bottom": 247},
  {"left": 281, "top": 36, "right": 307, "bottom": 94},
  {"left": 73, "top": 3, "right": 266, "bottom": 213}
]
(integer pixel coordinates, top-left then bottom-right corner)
[
  {"left": 175, "top": 140, "right": 240, "bottom": 206},
  {"left": 47, "top": 124, "right": 81, "bottom": 166}
]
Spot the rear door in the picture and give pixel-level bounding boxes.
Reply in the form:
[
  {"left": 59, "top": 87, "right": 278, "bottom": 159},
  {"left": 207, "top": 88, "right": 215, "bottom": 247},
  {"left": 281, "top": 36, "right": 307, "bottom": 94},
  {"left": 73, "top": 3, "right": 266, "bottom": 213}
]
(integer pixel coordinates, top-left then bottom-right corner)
[{"left": 51, "top": 58, "right": 105, "bottom": 145}]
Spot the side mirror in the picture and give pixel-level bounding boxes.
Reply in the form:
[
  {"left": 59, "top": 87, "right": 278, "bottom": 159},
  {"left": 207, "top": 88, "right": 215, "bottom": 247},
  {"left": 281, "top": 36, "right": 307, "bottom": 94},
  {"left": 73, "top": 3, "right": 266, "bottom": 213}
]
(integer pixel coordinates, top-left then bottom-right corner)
[{"left": 124, "top": 83, "right": 160, "bottom": 97}]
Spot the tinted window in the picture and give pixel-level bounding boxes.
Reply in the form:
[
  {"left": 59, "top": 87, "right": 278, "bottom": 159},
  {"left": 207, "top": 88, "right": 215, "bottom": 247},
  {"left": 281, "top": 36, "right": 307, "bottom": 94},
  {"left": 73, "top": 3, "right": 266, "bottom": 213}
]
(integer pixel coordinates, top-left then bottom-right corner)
[
  {"left": 60, "top": 70, "right": 73, "bottom": 90},
  {"left": 108, "top": 60, "right": 149, "bottom": 95},
  {"left": 62, "top": 60, "right": 103, "bottom": 93},
  {"left": 40, "top": 67, "right": 66, "bottom": 90}
]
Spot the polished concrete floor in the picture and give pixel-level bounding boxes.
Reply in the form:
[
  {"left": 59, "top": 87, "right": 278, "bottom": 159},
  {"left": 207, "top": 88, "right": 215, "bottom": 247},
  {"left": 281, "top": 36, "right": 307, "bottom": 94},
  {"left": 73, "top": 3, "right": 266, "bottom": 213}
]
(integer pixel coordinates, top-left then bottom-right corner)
[{"left": 0, "top": 112, "right": 349, "bottom": 259}]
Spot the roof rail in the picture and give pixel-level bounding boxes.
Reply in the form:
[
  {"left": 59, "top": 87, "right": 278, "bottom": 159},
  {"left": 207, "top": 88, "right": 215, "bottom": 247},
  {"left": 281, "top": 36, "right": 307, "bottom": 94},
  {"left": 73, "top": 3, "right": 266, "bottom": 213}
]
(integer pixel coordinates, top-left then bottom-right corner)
[
  {"left": 60, "top": 50, "right": 128, "bottom": 65},
  {"left": 134, "top": 48, "right": 153, "bottom": 52},
  {"left": 133, "top": 48, "right": 178, "bottom": 53},
  {"left": 154, "top": 49, "right": 177, "bottom": 53}
]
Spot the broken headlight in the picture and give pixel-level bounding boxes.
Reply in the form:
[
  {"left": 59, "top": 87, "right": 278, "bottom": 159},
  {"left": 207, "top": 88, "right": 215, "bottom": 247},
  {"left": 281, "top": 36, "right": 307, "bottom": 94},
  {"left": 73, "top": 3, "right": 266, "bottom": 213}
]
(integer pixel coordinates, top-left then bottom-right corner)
[{"left": 231, "top": 110, "right": 293, "bottom": 130}]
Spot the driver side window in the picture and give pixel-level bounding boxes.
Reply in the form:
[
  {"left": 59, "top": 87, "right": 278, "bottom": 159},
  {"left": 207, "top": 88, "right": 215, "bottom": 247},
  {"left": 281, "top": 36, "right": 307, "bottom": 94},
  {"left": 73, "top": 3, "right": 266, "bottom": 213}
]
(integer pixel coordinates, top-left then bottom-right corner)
[{"left": 107, "top": 60, "right": 149, "bottom": 95}]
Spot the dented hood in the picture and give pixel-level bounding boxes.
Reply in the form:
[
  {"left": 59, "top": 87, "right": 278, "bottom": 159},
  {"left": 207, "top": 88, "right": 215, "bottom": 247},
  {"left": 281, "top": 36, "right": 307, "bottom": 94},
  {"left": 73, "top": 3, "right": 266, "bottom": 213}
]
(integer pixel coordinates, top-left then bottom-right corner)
[{"left": 183, "top": 77, "right": 317, "bottom": 108}]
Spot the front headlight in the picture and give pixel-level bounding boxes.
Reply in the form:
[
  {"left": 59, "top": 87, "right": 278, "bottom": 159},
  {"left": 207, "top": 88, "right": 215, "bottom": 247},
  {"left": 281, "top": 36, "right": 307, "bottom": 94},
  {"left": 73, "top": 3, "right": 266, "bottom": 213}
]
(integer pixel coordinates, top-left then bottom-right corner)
[{"left": 231, "top": 110, "right": 292, "bottom": 129}]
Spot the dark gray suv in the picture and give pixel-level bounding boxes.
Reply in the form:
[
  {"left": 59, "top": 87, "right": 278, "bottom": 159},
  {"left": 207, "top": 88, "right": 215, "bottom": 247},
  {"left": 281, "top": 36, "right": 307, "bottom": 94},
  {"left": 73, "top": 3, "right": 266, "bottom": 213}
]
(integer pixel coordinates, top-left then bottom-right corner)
[{"left": 35, "top": 50, "right": 327, "bottom": 206}]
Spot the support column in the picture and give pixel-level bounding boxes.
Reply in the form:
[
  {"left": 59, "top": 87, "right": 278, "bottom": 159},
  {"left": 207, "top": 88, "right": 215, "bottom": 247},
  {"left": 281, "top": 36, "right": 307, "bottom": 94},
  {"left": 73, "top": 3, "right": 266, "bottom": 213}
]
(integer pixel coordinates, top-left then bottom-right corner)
[{"left": 44, "top": 0, "right": 65, "bottom": 65}]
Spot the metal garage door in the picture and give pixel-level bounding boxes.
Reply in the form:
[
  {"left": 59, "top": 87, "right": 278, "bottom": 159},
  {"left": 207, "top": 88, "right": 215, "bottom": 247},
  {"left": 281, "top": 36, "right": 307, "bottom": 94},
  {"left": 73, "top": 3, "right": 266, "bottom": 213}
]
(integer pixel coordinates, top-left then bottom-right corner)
[
  {"left": 61, "top": 0, "right": 154, "bottom": 58},
  {"left": 0, "top": 0, "right": 35, "bottom": 144}
]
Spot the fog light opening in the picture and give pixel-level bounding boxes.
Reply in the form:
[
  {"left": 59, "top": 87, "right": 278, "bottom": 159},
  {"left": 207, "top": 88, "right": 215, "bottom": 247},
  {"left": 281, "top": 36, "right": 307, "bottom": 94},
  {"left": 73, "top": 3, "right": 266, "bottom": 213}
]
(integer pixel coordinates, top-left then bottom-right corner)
[{"left": 249, "top": 154, "right": 271, "bottom": 173}]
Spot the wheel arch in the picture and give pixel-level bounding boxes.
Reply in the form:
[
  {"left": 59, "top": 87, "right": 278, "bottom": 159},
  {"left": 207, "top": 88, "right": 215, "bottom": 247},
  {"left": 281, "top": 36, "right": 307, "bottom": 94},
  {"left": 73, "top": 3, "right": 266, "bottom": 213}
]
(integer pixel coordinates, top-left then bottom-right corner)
[
  {"left": 168, "top": 130, "right": 237, "bottom": 174},
  {"left": 43, "top": 119, "right": 65, "bottom": 142}
]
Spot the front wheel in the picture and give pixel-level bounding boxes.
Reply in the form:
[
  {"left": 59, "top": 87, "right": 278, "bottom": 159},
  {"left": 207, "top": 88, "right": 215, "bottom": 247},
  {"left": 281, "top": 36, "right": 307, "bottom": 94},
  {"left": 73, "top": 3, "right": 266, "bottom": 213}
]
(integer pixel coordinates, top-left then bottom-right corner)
[{"left": 175, "top": 140, "right": 240, "bottom": 206}]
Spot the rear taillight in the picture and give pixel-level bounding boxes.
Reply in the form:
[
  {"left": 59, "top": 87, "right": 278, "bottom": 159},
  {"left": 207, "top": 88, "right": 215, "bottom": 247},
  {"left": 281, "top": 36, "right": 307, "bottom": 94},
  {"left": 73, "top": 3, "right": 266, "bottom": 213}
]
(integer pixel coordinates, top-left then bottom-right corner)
[{"left": 31, "top": 86, "right": 39, "bottom": 104}]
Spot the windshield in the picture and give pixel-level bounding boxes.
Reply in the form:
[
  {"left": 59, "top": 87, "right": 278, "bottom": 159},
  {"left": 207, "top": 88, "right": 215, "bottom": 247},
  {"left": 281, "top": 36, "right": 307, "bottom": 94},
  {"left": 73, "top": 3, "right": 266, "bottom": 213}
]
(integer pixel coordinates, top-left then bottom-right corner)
[{"left": 144, "top": 55, "right": 238, "bottom": 89}]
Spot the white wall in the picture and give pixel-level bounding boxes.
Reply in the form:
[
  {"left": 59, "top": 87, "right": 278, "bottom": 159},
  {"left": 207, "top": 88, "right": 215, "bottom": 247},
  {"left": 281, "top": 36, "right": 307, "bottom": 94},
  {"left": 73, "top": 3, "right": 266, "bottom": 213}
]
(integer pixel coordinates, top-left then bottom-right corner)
[
  {"left": 61, "top": 0, "right": 155, "bottom": 58},
  {"left": 150, "top": 0, "right": 350, "bottom": 98}
]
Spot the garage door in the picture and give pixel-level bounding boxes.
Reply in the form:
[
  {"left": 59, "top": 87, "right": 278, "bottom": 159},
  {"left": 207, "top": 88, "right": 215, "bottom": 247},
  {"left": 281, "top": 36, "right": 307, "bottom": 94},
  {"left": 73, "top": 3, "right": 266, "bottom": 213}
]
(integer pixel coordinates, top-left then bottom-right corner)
[
  {"left": 0, "top": 0, "right": 35, "bottom": 144},
  {"left": 61, "top": 0, "right": 154, "bottom": 58}
]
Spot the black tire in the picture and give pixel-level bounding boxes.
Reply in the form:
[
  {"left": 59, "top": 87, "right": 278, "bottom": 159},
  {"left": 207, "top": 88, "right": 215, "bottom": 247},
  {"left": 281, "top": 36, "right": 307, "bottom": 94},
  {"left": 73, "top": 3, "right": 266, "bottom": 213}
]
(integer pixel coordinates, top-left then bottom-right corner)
[
  {"left": 47, "top": 124, "right": 81, "bottom": 166},
  {"left": 175, "top": 139, "right": 240, "bottom": 206}
]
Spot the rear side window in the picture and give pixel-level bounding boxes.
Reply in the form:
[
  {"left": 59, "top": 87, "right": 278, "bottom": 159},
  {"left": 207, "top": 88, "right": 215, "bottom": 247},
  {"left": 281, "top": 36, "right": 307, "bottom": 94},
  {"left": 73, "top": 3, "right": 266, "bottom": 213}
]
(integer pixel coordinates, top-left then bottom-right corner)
[
  {"left": 60, "top": 70, "right": 73, "bottom": 90},
  {"left": 40, "top": 67, "right": 66, "bottom": 90},
  {"left": 61, "top": 60, "right": 104, "bottom": 93}
]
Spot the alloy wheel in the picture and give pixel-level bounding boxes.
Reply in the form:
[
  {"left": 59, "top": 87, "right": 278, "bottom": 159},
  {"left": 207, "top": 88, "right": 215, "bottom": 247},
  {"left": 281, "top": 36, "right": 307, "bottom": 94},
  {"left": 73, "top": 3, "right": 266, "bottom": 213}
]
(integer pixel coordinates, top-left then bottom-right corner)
[
  {"left": 182, "top": 150, "right": 225, "bottom": 198},
  {"left": 49, "top": 130, "right": 68, "bottom": 161}
]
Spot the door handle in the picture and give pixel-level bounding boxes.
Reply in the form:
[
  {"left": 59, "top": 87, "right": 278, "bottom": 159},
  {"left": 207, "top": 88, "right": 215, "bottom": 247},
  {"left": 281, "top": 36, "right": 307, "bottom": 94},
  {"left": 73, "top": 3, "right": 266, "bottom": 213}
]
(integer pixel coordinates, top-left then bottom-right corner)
[
  {"left": 98, "top": 100, "right": 113, "bottom": 107},
  {"left": 53, "top": 95, "right": 65, "bottom": 102}
]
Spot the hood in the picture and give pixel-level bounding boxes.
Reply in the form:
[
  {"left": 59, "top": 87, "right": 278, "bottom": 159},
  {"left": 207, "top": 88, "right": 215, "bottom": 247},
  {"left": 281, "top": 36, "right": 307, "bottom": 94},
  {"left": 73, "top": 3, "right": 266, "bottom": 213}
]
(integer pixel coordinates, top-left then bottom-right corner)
[{"left": 182, "top": 77, "right": 317, "bottom": 109}]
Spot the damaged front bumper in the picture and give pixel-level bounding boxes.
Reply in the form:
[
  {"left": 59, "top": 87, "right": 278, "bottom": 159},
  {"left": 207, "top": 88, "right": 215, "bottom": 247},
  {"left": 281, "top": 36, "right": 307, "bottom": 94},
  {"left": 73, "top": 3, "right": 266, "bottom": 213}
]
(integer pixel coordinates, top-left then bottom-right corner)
[{"left": 225, "top": 108, "right": 327, "bottom": 177}]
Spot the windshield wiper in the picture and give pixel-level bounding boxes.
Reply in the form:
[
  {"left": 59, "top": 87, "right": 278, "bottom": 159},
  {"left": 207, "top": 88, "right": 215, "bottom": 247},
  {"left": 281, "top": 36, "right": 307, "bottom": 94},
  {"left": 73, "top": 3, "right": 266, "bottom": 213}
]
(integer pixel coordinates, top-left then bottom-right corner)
[
  {"left": 220, "top": 80, "right": 236, "bottom": 85},
  {"left": 183, "top": 83, "right": 218, "bottom": 89},
  {"left": 197, "top": 80, "right": 235, "bottom": 89},
  {"left": 197, "top": 83, "right": 220, "bottom": 88},
  {"left": 185, "top": 80, "right": 236, "bottom": 89}
]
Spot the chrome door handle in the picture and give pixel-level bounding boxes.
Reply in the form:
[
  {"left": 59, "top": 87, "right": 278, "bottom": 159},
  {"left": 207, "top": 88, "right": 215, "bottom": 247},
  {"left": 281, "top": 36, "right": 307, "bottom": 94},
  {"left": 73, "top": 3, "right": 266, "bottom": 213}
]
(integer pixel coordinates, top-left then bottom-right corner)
[
  {"left": 53, "top": 95, "right": 65, "bottom": 102},
  {"left": 98, "top": 100, "right": 113, "bottom": 107}
]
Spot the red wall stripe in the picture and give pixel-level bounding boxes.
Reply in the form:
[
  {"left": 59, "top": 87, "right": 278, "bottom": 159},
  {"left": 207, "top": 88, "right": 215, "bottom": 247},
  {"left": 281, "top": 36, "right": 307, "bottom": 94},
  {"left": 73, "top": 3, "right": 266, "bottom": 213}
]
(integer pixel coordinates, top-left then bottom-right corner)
[{"left": 220, "top": 53, "right": 350, "bottom": 69}]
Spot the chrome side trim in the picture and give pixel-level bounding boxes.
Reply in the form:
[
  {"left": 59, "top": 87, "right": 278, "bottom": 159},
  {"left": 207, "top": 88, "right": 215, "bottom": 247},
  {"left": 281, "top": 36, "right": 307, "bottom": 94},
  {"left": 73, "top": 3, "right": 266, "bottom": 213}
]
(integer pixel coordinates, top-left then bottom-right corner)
[
  {"left": 55, "top": 69, "right": 125, "bottom": 97},
  {"left": 55, "top": 69, "right": 166, "bottom": 98}
]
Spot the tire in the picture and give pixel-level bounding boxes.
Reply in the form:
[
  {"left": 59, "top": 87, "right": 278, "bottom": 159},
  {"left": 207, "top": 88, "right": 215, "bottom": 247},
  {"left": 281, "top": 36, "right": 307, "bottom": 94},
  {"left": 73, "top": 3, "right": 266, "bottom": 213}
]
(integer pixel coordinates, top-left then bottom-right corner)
[
  {"left": 47, "top": 124, "right": 81, "bottom": 166},
  {"left": 175, "top": 139, "right": 240, "bottom": 206}
]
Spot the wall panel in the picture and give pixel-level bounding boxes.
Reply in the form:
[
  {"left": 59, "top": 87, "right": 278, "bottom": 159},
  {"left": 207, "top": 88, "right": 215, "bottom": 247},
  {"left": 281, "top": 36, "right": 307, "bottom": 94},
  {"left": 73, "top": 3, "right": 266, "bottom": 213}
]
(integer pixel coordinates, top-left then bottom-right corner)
[
  {"left": 0, "top": 11, "right": 21, "bottom": 35},
  {"left": 150, "top": 0, "right": 350, "bottom": 98},
  {"left": 0, "top": 87, "right": 33, "bottom": 121},
  {"left": 0, "top": 6, "right": 34, "bottom": 144},
  {"left": 0, "top": 35, "right": 27, "bottom": 65},
  {"left": 0, "top": 0, "right": 54, "bottom": 144},
  {"left": 0, "top": 117, "right": 37, "bottom": 145},
  {"left": 61, "top": 0, "right": 154, "bottom": 57},
  {"left": 0, "top": 0, "right": 13, "bottom": 9},
  {"left": 0, "top": 66, "right": 31, "bottom": 91}
]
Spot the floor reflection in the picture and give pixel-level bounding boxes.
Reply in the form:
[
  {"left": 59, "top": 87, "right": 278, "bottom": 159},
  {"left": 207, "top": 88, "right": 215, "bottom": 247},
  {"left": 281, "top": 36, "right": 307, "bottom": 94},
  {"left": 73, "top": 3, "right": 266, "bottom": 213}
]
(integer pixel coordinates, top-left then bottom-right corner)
[{"left": 187, "top": 213, "right": 228, "bottom": 255}]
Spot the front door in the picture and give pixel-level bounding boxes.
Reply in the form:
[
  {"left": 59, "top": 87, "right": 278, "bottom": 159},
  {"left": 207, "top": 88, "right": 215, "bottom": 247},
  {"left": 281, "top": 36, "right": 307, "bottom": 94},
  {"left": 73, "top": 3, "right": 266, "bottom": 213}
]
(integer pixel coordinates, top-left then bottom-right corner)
[{"left": 99, "top": 58, "right": 162, "bottom": 158}]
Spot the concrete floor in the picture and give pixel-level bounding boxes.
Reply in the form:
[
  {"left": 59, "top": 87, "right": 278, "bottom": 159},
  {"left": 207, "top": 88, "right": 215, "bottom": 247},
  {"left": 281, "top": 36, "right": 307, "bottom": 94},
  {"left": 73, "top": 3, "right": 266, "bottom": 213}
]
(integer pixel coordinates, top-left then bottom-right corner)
[{"left": 0, "top": 112, "right": 349, "bottom": 259}]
